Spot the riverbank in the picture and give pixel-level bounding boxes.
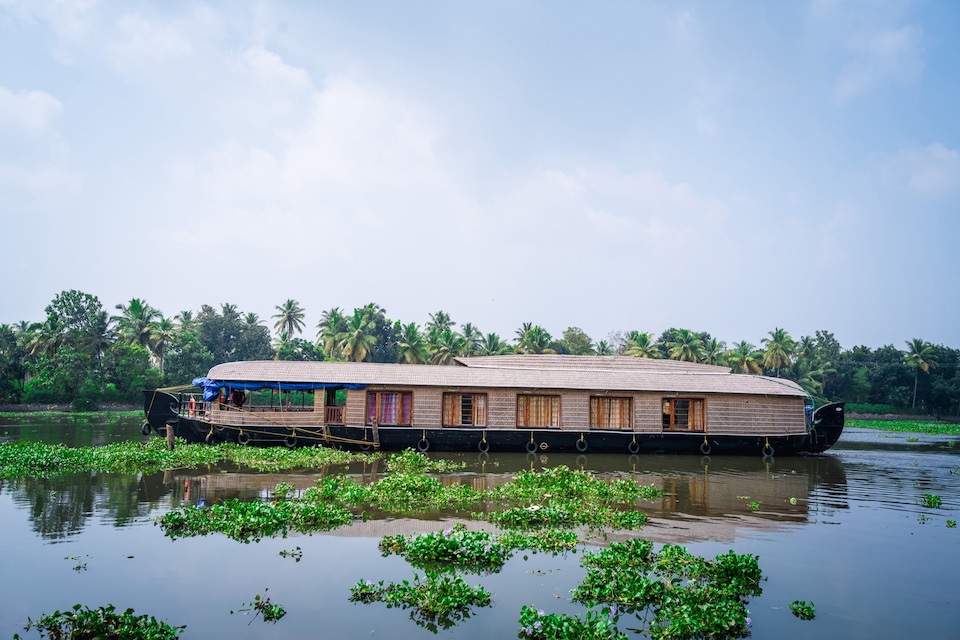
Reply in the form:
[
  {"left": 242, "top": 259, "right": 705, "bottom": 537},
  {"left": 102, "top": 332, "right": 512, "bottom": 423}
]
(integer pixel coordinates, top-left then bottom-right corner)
[{"left": 0, "top": 403, "right": 140, "bottom": 413}]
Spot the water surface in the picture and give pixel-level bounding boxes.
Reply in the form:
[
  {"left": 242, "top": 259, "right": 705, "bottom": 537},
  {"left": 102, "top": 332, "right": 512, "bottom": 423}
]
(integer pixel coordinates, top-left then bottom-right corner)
[{"left": 1, "top": 421, "right": 957, "bottom": 639}]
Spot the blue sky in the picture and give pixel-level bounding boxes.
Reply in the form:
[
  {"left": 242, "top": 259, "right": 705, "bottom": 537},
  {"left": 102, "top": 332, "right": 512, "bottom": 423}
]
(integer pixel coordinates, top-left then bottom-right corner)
[{"left": 2, "top": 0, "right": 958, "bottom": 351}]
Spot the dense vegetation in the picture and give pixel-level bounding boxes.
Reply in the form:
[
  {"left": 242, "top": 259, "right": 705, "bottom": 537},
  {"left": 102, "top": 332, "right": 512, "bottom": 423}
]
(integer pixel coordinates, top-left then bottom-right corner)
[{"left": 1, "top": 290, "right": 957, "bottom": 415}]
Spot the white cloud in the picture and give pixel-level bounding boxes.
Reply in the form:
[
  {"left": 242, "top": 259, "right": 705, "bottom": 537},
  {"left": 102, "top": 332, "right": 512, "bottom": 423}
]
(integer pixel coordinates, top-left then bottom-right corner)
[
  {"left": 835, "top": 25, "right": 925, "bottom": 102},
  {"left": 0, "top": 85, "right": 63, "bottom": 133},
  {"left": 880, "top": 143, "right": 960, "bottom": 197},
  {"left": 106, "top": 12, "right": 193, "bottom": 68}
]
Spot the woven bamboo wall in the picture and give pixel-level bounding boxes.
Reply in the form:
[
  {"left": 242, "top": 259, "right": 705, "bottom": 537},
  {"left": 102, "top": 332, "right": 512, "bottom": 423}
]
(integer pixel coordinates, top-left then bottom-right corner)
[
  {"left": 345, "top": 388, "right": 365, "bottom": 426},
  {"left": 413, "top": 388, "right": 442, "bottom": 429},
  {"left": 705, "top": 395, "right": 804, "bottom": 434},
  {"left": 559, "top": 391, "right": 589, "bottom": 430},
  {"left": 487, "top": 389, "right": 518, "bottom": 427},
  {"left": 634, "top": 394, "right": 665, "bottom": 432}
]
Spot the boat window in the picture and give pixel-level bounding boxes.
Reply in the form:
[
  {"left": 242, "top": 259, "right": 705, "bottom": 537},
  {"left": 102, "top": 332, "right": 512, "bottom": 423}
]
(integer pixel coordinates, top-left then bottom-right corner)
[
  {"left": 662, "top": 398, "right": 705, "bottom": 431},
  {"left": 516, "top": 395, "right": 560, "bottom": 428},
  {"left": 443, "top": 393, "right": 487, "bottom": 427},
  {"left": 366, "top": 391, "right": 413, "bottom": 426},
  {"left": 590, "top": 396, "right": 633, "bottom": 430}
]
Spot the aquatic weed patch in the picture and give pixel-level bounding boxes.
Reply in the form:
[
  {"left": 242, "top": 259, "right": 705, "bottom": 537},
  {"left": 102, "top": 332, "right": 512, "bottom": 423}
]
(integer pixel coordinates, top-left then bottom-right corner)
[
  {"left": 14, "top": 603, "right": 185, "bottom": 640},
  {"left": 159, "top": 498, "right": 353, "bottom": 542},
  {"left": 380, "top": 524, "right": 510, "bottom": 573},
  {"left": 846, "top": 419, "right": 960, "bottom": 436},
  {"left": 232, "top": 589, "right": 287, "bottom": 624},
  {"left": 386, "top": 448, "right": 466, "bottom": 473},
  {"left": 350, "top": 571, "right": 492, "bottom": 632},
  {"left": 321, "top": 472, "right": 485, "bottom": 513},
  {"left": 0, "top": 439, "right": 373, "bottom": 479},
  {"left": 566, "top": 540, "right": 761, "bottom": 640},
  {"left": 0, "top": 439, "right": 222, "bottom": 479},
  {"left": 483, "top": 466, "right": 659, "bottom": 532},
  {"left": 518, "top": 605, "right": 626, "bottom": 640}
]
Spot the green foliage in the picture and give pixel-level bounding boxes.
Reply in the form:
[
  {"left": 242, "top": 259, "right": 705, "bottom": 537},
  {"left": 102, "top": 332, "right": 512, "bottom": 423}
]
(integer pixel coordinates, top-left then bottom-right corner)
[
  {"left": 159, "top": 497, "right": 354, "bottom": 543},
  {"left": 789, "top": 600, "right": 815, "bottom": 620},
  {"left": 380, "top": 523, "right": 510, "bottom": 573},
  {"left": 0, "top": 439, "right": 369, "bottom": 480},
  {"left": 570, "top": 540, "right": 760, "bottom": 639},
  {"left": 350, "top": 571, "right": 491, "bottom": 632},
  {"left": 385, "top": 448, "right": 467, "bottom": 473},
  {"left": 232, "top": 589, "right": 287, "bottom": 623},
  {"left": 518, "top": 605, "right": 626, "bottom": 639},
  {"left": 946, "top": 520, "right": 956, "bottom": 528},
  {"left": 16, "top": 603, "right": 184, "bottom": 639},
  {"left": 846, "top": 419, "right": 960, "bottom": 436},
  {"left": 483, "top": 465, "right": 660, "bottom": 531},
  {"left": 920, "top": 493, "right": 942, "bottom": 509}
]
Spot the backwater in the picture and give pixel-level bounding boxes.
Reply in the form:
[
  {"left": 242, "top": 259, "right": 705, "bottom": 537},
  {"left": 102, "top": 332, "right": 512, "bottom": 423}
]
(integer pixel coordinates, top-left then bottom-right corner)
[{"left": 1, "top": 417, "right": 958, "bottom": 639}]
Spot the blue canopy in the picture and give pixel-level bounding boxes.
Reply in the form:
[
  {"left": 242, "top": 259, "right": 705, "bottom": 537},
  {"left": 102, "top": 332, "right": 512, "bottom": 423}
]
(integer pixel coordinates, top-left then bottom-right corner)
[{"left": 192, "top": 377, "right": 365, "bottom": 402}]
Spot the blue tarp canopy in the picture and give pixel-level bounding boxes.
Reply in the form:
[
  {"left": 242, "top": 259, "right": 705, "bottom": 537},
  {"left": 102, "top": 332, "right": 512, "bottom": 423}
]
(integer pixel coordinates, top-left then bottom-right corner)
[{"left": 191, "top": 377, "right": 365, "bottom": 402}]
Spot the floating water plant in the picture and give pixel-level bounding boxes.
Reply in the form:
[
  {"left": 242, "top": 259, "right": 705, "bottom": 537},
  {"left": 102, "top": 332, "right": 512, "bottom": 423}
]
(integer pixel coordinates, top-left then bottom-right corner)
[
  {"left": 279, "top": 546, "right": 302, "bottom": 562},
  {"left": 350, "top": 571, "right": 491, "bottom": 632},
  {"left": 518, "top": 605, "right": 626, "bottom": 640},
  {"left": 947, "top": 520, "right": 956, "bottom": 528},
  {"left": 567, "top": 540, "right": 761, "bottom": 639},
  {"left": 920, "top": 493, "right": 942, "bottom": 508},
  {"left": 0, "top": 438, "right": 372, "bottom": 479},
  {"left": 379, "top": 523, "right": 510, "bottom": 573},
  {"left": 789, "top": 600, "right": 815, "bottom": 620},
  {"left": 747, "top": 501, "right": 760, "bottom": 512},
  {"left": 232, "top": 588, "right": 287, "bottom": 623},
  {"left": 14, "top": 604, "right": 185, "bottom": 639}
]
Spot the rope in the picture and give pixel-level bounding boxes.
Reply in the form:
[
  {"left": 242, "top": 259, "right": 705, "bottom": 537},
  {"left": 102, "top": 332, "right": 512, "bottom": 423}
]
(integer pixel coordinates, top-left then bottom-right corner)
[{"left": 193, "top": 404, "right": 379, "bottom": 447}]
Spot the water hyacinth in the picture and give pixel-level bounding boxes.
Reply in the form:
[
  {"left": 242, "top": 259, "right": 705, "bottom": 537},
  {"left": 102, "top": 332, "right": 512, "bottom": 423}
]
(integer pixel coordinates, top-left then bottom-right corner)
[
  {"left": 349, "top": 571, "right": 491, "bottom": 633},
  {"left": 379, "top": 524, "right": 510, "bottom": 573}
]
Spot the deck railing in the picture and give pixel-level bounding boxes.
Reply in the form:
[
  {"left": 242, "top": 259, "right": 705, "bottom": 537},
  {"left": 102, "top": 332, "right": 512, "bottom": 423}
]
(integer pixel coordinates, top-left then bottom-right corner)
[{"left": 325, "top": 406, "right": 344, "bottom": 424}]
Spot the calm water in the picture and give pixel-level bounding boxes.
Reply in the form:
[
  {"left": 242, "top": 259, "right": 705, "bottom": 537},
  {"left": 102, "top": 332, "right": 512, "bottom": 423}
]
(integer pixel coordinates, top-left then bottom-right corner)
[{"left": 1, "top": 417, "right": 958, "bottom": 639}]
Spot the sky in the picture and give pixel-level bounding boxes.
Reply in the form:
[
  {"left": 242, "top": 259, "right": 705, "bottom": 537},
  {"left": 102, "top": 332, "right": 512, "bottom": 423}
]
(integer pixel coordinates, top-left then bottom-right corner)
[{"left": 1, "top": 0, "right": 958, "bottom": 351}]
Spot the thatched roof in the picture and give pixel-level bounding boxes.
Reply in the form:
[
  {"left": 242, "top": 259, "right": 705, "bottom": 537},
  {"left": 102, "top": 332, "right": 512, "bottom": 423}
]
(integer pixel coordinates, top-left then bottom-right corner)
[{"left": 206, "top": 355, "right": 805, "bottom": 397}]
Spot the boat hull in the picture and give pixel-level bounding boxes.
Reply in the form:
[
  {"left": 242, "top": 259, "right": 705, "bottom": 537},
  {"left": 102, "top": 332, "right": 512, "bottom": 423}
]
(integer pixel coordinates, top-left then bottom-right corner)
[{"left": 143, "top": 391, "right": 844, "bottom": 456}]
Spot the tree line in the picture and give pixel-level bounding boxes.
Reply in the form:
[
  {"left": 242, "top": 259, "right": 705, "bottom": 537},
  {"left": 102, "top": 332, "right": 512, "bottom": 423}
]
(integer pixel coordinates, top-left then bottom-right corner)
[{"left": 0, "top": 290, "right": 957, "bottom": 415}]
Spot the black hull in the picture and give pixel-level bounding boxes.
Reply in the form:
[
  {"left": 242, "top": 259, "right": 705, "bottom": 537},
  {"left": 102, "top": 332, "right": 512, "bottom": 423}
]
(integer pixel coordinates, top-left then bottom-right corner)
[{"left": 143, "top": 391, "right": 844, "bottom": 457}]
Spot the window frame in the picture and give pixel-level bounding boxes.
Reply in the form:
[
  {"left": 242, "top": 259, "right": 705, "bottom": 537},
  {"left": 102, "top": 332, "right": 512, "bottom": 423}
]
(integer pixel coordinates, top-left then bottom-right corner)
[
  {"left": 661, "top": 397, "right": 706, "bottom": 432},
  {"left": 589, "top": 396, "right": 634, "bottom": 430},
  {"left": 442, "top": 392, "right": 488, "bottom": 427},
  {"left": 366, "top": 390, "right": 414, "bottom": 426},
  {"left": 516, "top": 394, "right": 561, "bottom": 428}
]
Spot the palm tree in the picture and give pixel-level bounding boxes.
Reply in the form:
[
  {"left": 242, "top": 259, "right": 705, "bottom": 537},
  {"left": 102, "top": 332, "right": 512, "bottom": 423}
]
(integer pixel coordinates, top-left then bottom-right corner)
[
  {"left": 726, "top": 341, "right": 764, "bottom": 374},
  {"left": 79, "top": 310, "right": 115, "bottom": 388},
  {"left": 427, "top": 310, "right": 455, "bottom": 344},
  {"left": 517, "top": 325, "right": 555, "bottom": 354},
  {"left": 175, "top": 310, "right": 195, "bottom": 335},
  {"left": 114, "top": 298, "right": 160, "bottom": 348},
  {"left": 397, "top": 323, "right": 429, "bottom": 364},
  {"left": 430, "top": 328, "right": 466, "bottom": 364},
  {"left": 594, "top": 340, "right": 613, "bottom": 356},
  {"left": 761, "top": 327, "right": 796, "bottom": 377},
  {"left": 904, "top": 338, "right": 938, "bottom": 409},
  {"left": 702, "top": 337, "right": 727, "bottom": 366},
  {"left": 317, "top": 307, "right": 348, "bottom": 359},
  {"left": 623, "top": 331, "right": 659, "bottom": 358},
  {"left": 460, "top": 323, "right": 482, "bottom": 357},
  {"left": 477, "top": 332, "right": 511, "bottom": 356},
  {"left": 666, "top": 329, "right": 704, "bottom": 362},
  {"left": 337, "top": 309, "right": 377, "bottom": 362},
  {"left": 273, "top": 299, "right": 305, "bottom": 338},
  {"left": 514, "top": 322, "right": 534, "bottom": 349},
  {"left": 150, "top": 317, "right": 177, "bottom": 375}
]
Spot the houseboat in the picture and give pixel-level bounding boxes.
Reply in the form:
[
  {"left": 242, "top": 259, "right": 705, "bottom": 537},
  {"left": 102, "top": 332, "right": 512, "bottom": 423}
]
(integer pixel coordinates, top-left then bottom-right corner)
[{"left": 142, "top": 355, "right": 845, "bottom": 456}]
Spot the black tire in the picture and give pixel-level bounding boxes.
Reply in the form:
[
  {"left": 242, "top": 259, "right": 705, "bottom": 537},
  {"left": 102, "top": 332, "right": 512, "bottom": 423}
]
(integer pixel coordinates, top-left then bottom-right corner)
[
  {"left": 628, "top": 440, "right": 640, "bottom": 454},
  {"left": 205, "top": 432, "right": 217, "bottom": 445},
  {"left": 238, "top": 432, "right": 251, "bottom": 446},
  {"left": 417, "top": 438, "right": 430, "bottom": 452},
  {"left": 478, "top": 439, "right": 490, "bottom": 453},
  {"left": 140, "top": 422, "right": 152, "bottom": 436},
  {"left": 525, "top": 440, "right": 537, "bottom": 454},
  {"left": 284, "top": 436, "right": 297, "bottom": 448},
  {"left": 700, "top": 441, "right": 712, "bottom": 455},
  {"left": 576, "top": 438, "right": 588, "bottom": 453},
  {"left": 762, "top": 444, "right": 774, "bottom": 457}
]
